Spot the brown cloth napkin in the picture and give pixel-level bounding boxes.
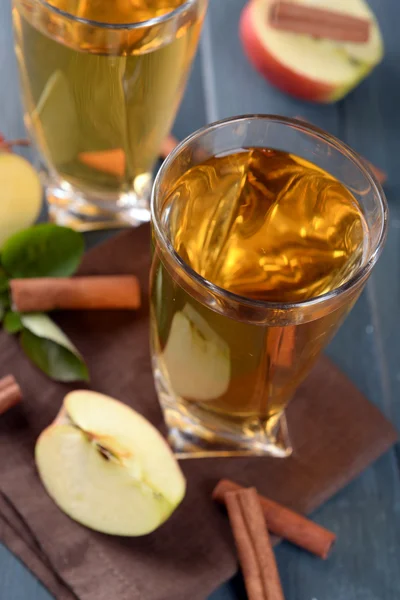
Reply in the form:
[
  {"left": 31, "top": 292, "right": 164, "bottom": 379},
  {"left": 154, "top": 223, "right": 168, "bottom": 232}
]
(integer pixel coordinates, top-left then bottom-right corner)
[{"left": 0, "top": 225, "right": 397, "bottom": 600}]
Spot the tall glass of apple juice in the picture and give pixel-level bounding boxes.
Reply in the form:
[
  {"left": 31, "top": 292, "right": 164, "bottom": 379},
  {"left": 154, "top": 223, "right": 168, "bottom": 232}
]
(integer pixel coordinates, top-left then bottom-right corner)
[
  {"left": 12, "top": 0, "right": 207, "bottom": 230},
  {"left": 150, "top": 115, "right": 388, "bottom": 458}
]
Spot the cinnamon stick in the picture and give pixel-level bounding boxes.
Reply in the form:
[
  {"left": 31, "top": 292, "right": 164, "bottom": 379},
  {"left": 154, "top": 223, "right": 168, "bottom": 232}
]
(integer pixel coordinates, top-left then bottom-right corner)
[
  {"left": 267, "top": 326, "right": 296, "bottom": 368},
  {"left": 11, "top": 276, "right": 141, "bottom": 312},
  {"left": 269, "top": 1, "right": 370, "bottom": 44},
  {"left": 0, "top": 138, "right": 30, "bottom": 153},
  {"left": 160, "top": 134, "right": 179, "bottom": 160},
  {"left": 78, "top": 149, "right": 126, "bottom": 178},
  {"left": 362, "top": 158, "right": 387, "bottom": 185},
  {"left": 78, "top": 135, "right": 179, "bottom": 177},
  {"left": 0, "top": 375, "right": 22, "bottom": 416},
  {"left": 213, "top": 479, "right": 336, "bottom": 559},
  {"left": 225, "top": 488, "right": 285, "bottom": 600}
]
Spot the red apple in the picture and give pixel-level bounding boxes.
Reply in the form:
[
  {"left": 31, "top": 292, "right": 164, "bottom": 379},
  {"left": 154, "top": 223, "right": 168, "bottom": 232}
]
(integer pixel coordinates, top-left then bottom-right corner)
[{"left": 239, "top": 0, "right": 384, "bottom": 103}]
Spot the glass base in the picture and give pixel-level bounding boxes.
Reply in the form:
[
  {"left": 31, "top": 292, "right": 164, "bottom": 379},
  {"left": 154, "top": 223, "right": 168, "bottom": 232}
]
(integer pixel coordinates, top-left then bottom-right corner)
[
  {"left": 45, "top": 175, "right": 151, "bottom": 231},
  {"left": 153, "top": 361, "right": 292, "bottom": 459}
]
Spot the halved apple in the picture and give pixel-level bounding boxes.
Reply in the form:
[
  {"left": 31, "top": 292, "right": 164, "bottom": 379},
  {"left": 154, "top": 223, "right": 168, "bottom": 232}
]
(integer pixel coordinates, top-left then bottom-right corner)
[
  {"left": 0, "top": 153, "right": 42, "bottom": 247},
  {"left": 35, "top": 391, "right": 186, "bottom": 536},
  {"left": 162, "top": 304, "right": 231, "bottom": 401},
  {"left": 240, "top": 0, "right": 384, "bottom": 103}
]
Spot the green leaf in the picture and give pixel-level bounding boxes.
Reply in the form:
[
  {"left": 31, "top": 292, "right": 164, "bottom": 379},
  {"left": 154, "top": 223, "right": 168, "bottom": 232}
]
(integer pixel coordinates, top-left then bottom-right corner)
[
  {"left": 4, "top": 311, "right": 23, "bottom": 334},
  {"left": 21, "top": 313, "right": 78, "bottom": 350},
  {"left": 0, "top": 290, "right": 10, "bottom": 311},
  {"left": 2, "top": 224, "right": 84, "bottom": 279},
  {"left": 21, "top": 330, "right": 89, "bottom": 382},
  {"left": 0, "top": 266, "right": 9, "bottom": 291},
  {"left": 0, "top": 287, "right": 11, "bottom": 322},
  {"left": 20, "top": 313, "right": 89, "bottom": 382}
]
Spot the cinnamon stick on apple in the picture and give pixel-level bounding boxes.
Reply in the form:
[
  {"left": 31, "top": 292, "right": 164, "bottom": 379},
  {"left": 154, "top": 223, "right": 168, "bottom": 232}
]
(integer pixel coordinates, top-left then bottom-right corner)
[
  {"left": 11, "top": 276, "right": 141, "bottom": 312},
  {"left": 269, "top": 1, "right": 370, "bottom": 43}
]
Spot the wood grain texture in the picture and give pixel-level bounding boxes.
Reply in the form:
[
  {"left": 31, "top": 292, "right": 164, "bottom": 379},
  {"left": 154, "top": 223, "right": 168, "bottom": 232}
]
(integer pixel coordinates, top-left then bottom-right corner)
[
  {"left": 0, "top": 0, "right": 399, "bottom": 599},
  {"left": 0, "top": 2, "right": 49, "bottom": 598},
  {"left": 0, "top": 544, "right": 52, "bottom": 600},
  {"left": 201, "top": 1, "right": 400, "bottom": 599},
  {"left": 0, "top": 0, "right": 29, "bottom": 156}
]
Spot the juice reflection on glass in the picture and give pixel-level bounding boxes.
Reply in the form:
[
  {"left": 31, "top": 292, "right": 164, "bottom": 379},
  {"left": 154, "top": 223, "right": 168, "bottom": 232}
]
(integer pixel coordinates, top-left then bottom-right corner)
[
  {"left": 13, "top": 0, "right": 207, "bottom": 229},
  {"left": 150, "top": 116, "right": 387, "bottom": 458}
]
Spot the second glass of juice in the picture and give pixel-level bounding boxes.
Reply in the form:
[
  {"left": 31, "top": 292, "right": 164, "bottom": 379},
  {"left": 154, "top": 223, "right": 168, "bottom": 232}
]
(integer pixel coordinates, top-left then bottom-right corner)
[
  {"left": 13, "top": 0, "right": 207, "bottom": 230},
  {"left": 150, "top": 115, "right": 387, "bottom": 458}
]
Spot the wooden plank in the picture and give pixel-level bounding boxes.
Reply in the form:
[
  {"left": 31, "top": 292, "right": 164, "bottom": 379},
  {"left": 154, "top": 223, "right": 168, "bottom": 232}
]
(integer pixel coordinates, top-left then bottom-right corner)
[
  {"left": 203, "top": 1, "right": 400, "bottom": 600},
  {"left": 0, "top": 0, "right": 399, "bottom": 599},
  {"left": 0, "top": 2, "right": 50, "bottom": 596},
  {"left": 0, "top": 544, "right": 52, "bottom": 600},
  {"left": 173, "top": 49, "right": 207, "bottom": 140},
  {"left": 0, "top": 0, "right": 30, "bottom": 159},
  {"left": 338, "top": 0, "right": 400, "bottom": 432}
]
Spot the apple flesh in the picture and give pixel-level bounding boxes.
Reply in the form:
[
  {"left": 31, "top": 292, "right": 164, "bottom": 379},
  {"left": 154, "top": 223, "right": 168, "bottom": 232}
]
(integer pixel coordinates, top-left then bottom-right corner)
[
  {"left": 162, "top": 304, "right": 231, "bottom": 401},
  {"left": 0, "top": 153, "right": 42, "bottom": 248},
  {"left": 35, "top": 391, "right": 186, "bottom": 536},
  {"left": 240, "top": 0, "right": 384, "bottom": 103}
]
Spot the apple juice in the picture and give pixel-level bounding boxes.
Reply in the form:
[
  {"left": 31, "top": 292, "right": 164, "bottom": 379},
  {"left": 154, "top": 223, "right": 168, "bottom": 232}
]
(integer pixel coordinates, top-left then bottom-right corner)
[
  {"left": 13, "top": 0, "right": 204, "bottom": 196},
  {"left": 150, "top": 148, "right": 367, "bottom": 437}
]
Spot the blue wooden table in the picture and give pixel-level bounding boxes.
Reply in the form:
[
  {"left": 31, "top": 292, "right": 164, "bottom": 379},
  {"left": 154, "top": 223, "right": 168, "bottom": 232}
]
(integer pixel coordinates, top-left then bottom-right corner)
[{"left": 1, "top": 1, "right": 400, "bottom": 598}]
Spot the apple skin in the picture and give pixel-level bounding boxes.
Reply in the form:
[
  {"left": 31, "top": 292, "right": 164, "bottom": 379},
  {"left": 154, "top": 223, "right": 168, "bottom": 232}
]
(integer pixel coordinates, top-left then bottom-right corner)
[
  {"left": 35, "top": 391, "right": 186, "bottom": 536},
  {"left": 240, "top": 2, "right": 334, "bottom": 102},
  {"left": 239, "top": 0, "right": 383, "bottom": 104}
]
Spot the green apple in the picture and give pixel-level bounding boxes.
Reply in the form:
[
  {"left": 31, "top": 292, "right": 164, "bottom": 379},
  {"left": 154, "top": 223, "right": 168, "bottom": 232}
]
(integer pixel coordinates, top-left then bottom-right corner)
[
  {"left": 35, "top": 391, "right": 186, "bottom": 536},
  {"left": 0, "top": 153, "right": 42, "bottom": 248},
  {"left": 162, "top": 304, "right": 231, "bottom": 401}
]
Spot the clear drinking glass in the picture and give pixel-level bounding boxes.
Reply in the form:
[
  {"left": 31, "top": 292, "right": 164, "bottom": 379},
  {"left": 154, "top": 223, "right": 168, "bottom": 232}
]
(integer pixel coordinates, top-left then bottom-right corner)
[
  {"left": 150, "top": 115, "right": 388, "bottom": 458},
  {"left": 12, "top": 0, "right": 207, "bottom": 230}
]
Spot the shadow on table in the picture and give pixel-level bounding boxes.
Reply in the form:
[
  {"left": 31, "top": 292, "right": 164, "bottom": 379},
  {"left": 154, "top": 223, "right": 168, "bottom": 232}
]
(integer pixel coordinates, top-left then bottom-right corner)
[{"left": 208, "top": 572, "right": 247, "bottom": 600}]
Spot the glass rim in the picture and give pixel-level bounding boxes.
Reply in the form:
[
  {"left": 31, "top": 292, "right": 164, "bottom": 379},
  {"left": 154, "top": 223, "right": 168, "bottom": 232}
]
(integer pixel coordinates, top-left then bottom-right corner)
[
  {"left": 151, "top": 114, "right": 388, "bottom": 313},
  {"left": 37, "top": 0, "right": 197, "bottom": 30}
]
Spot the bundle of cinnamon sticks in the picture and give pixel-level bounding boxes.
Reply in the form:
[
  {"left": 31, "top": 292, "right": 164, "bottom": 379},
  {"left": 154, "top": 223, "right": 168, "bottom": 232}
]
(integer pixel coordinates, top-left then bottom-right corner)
[{"left": 213, "top": 479, "right": 336, "bottom": 600}]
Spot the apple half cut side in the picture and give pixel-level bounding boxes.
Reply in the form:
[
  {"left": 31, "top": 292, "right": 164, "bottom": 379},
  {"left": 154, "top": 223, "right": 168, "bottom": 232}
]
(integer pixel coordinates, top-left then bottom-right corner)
[
  {"left": 0, "top": 153, "right": 42, "bottom": 248},
  {"left": 240, "top": 0, "right": 384, "bottom": 103},
  {"left": 35, "top": 391, "right": 186, "bottom": 536}
]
